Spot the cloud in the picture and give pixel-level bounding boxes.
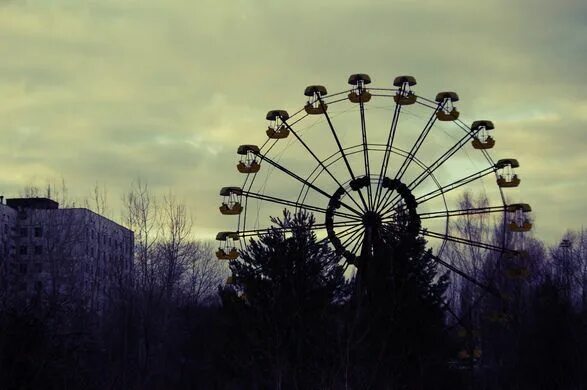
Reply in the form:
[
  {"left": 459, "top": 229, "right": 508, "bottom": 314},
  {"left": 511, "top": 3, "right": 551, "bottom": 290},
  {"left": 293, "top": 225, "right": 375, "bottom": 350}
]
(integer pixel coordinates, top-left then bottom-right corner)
[{"left": 0, "top": 0, "right": 585, "bottom": 245}]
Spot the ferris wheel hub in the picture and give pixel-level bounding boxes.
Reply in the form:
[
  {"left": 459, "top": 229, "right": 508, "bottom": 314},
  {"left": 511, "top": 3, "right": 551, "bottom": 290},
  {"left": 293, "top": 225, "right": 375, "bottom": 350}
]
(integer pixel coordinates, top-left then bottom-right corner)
[
  {"left": 362, "top": 211, "right": 382, "bottom": 229},
  {"left": 324, "top": 176, "right": 422, "bottom": 266}
]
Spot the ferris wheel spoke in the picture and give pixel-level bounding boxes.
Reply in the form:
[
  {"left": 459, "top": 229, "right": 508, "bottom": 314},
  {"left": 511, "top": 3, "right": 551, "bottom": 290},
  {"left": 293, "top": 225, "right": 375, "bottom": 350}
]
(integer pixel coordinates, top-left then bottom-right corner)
[
  {"left": 316, "top": 94, "right": 370, "bottom": 211},
  {"left": 393, "top": 102, "right": 442, "bottom": 182},
  {"left": 316, "top": 223, "right": 363, "bottom": 247},
  {"left": 376, "top": 104, "right": 443, "bottom": 214},
  {"left": 359, "top": 98, "right": 373, "bottom": 209},
  {"left": 374, "top": 102, "right": 402, "bottom": 210},
  {"left": 239, "top": 220, "right": 361, "bottom": 238},
  {"left": 405, "top": 125, "right": 482, "bottom": 193},
  {"left": 350, "top": 232, "right": 364, "bottom": 256},
  {"left": 340, "top": 227, "right": 365, "bottom": 249},
  {"left": 420, "top": 229, "right": 516, "bottom": 254},
  {"left": 379, "top": 165, "right": 496, "bottom": 220},
  {"left": 242, "top": 190, "right": 361, "bottom": 221},
  {"left": 418, "top": 206, "right": 506, "bottom": 220},
  {"left": 280, "top": 120, "right": 366, "bottom": 213},
  {"left": 252, "top": 150, "right": 364, "bottom": 217},
  {"left": 413, "top": 166, "right": 496, "bottom": 206},
  {"left": 428, "top": 254, "right": 501, "bottom": 298},
  {"left": 414, "top": 97, "right": 438, "bottom": 110}
]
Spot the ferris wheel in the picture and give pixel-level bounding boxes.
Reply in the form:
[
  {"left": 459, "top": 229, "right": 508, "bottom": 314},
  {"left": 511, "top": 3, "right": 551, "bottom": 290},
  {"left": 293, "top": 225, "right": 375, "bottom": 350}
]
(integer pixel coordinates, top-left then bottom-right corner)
[{"left": 216, "top": 73, "right": 532, "bottom": 295}]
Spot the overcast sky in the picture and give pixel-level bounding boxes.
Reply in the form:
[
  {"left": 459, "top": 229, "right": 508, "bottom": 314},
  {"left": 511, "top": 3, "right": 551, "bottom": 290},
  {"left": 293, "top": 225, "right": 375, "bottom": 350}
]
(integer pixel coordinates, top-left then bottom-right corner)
[{"left": 1, "top": 0, "right": 585, "bottom": 245}]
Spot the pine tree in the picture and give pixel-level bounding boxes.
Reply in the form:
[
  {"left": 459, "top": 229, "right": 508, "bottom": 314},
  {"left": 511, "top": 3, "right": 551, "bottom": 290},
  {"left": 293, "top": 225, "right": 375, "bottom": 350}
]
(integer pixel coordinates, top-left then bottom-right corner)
[
  {"left": 347, "top": 232, "right": 453, "bottom": 389},
  {"left": 219, "top": 210, "right": 347, "bottom": 388}
]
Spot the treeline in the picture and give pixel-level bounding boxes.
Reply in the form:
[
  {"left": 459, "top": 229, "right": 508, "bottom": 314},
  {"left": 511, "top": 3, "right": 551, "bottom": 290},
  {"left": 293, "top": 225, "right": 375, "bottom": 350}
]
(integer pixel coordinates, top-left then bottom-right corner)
[
  {"left": 0, "top": 184, "right": 586, "bottom": 389},
  {"left": 444, "top": 192, "right": 587, "bottom": 389},
  {"left": 0, "top": 180, "right": 226, "bottom": 389}
]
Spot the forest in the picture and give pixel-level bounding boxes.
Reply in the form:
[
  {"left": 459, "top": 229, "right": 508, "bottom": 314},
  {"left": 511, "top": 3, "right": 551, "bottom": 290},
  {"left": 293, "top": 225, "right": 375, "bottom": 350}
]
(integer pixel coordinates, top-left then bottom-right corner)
[{"left": 0, "top": 182, "right": 586, "bottom": 389}]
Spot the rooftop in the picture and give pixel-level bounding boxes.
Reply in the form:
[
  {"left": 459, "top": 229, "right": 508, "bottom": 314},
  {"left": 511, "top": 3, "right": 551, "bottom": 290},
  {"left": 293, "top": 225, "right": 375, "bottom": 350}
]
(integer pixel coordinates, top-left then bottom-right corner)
[{"left": 6, "top": 198, "right": 59, "bottom": 210}]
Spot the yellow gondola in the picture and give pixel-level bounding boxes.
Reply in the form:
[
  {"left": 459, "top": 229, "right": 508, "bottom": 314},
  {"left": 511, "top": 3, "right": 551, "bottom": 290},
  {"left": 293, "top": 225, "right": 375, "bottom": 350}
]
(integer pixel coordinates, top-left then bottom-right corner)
[
  {"left": 393, "top": 75, "right": 417, "bottom": 105},
  {"left": 266, "top": 110, "right": 291, "bottom": 139},
  {"left": 304, "top": 85, "right": 328, "bottom": 115},
  {"left": 304, "top": 101, "right": 328, "bottom": 115},
  {"left": 216, "top": 248, "right": 239, "bottom": 260},
  {"left": 219, "top": 203, "right": 243, "bottom": 215},
  {"left": 471, "top": 120, "right": 495, "bottom": 149},
  {"left": 435, "top": 91, "right": 460, "bottom": 121},
  {"left": 507, "top": 203, "right": 532, "bottom": 232},
  {"left": 348, "top": 90, "right": 372, "bottom": 103},
  {"left": 266, "top": 126, "right": 290, "bottom": 139},
  {"left": 497, "top": 174, "right": 520, "bottom": 188},
  {"left": 219, "top": 187, "right": 243, "bottom": 215},
  {"left": 237, "top": 161, "right": 260, "bottom": 173},
  {"left": 496, "top": 159, "right": 521, "bottom": 188},
  {"left": 508, "top": 220, "right": 532, "bottom": 232},
  {"left": 216, "top": 232, "right": 240, "bottom": 260},
  {"left": 236, "top": 145, "right": 261, "bottom": 174},
  {"left": 347, "top": 73, "right": 372, "bottom": 103},
  {"left": 472, "top": 136, "right": 495, "bottom": 149},
  {"left": 393, "top": 93, "right": 417, "bottom": 105}
]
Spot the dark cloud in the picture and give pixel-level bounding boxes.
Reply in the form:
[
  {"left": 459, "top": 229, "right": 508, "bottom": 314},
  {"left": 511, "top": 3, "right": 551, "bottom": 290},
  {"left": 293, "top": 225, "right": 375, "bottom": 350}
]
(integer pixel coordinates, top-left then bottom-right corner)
[{"left": 0, "top": 0, "right": 584, "bottom": 243}]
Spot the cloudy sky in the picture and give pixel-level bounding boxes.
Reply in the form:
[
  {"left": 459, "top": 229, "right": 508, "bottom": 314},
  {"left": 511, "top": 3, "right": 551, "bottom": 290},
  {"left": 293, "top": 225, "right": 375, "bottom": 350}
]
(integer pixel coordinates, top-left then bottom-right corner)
[{"left": 1, "top": 0, "right": 585, "bottom": 245}]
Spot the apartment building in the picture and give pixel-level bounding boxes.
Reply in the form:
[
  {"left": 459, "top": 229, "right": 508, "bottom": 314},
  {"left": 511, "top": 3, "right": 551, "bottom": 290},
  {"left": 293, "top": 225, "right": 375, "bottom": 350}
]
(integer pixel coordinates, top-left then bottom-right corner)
[{"left": 0, "top": 197, "right": 134, "bottom": 312}]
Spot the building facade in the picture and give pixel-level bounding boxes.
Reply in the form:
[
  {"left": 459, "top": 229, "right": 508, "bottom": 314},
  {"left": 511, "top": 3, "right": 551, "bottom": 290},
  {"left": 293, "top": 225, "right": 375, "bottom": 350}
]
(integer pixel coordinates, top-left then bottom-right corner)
[{"left": 0, "top": 197, "right": 134, "bottom": 312}]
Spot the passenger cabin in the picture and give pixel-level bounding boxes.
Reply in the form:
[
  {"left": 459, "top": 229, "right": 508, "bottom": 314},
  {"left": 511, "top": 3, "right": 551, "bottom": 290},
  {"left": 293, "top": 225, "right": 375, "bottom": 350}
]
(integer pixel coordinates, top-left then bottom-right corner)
[
  {"left": 304, "top": 85, "right": 328, "bottom": 115},
  {"left": 471, "top": 120, "right": 495, "bottom": 149},
  {"left": 435, "top": 91, "right": 460, "bottom": 121},
  {"left": 393, "top": 75, "right": 417, "bottom": 105},
  {"left": 507, "top": 203, "right": 532, "bottom": 232},
  {"left": 237, "top": 144, "right": 261, "bottom": 174},
  {"left": 496, "top": 159, "right": 521, "bottom": 188},
  {"left": 219, "top": 186, "right": 243, "bottom": 215},
  {"left": 347, "top": 73, "right": 372, "bottom": 103},
  {"left": 266, "top": 110, "right": 290, "bottom": 139},
  {"left": 216, "top": 231, "right": 239, "bottom": 260}
]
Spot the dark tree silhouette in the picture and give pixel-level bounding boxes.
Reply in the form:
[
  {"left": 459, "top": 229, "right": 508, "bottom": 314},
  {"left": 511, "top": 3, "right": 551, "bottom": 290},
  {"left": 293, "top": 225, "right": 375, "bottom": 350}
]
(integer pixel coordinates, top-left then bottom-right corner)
[
  {"left": 219, "top": 210, "right": 348, "bottom": 388},
  {"left": 345, "top": 231, "right": 454, "bottom": 389}
]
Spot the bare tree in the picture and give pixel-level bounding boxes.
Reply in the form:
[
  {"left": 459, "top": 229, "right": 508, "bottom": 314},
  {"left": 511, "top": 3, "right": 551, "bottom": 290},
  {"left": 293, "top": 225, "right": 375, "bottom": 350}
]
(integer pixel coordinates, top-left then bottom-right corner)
[{"left": 122, "top": 179, "right": 160, "bottom": 294}]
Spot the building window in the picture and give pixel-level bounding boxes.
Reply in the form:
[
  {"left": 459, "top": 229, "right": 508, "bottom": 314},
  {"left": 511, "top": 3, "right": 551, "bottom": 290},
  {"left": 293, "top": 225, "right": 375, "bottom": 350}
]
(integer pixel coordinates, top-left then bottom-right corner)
[
  {"left": 19, "top": 263, "right": 27, "bottom": 274},
  {"left": 34, "top": 227, "right": 42, "bottom": 237},
  {"left": 34, "top": 263, "right": 42, "bottom": 273},
  {"left": 19, "top": 246, "right": 27, "bottom": 255},
  {"left": 34, "top": 246, "right": 43, "bottom": 255},
  {"left": 34, "top": 281, "right": 43, "bottom": 291},
  {"left": 19, "top": 228, "right": 27, "bottom": 237}
]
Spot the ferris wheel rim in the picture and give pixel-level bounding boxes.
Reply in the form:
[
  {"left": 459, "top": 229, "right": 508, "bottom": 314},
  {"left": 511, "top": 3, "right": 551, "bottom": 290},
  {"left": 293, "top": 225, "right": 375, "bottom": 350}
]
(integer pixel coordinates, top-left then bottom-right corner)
[
  {"left": 237, "top": 89, "right": 506, "bottom": 263},
  {"left": 219, "top": 77, "right": 532, "bottom": 309}
]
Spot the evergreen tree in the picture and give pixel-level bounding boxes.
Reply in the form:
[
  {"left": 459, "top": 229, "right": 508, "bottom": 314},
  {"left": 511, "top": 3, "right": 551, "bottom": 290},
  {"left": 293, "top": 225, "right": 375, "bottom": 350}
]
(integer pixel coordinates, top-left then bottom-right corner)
[
  {"left": 346, "top": 232, "right": 453, "bottom": 389},
  {"left": 219, "top": 210, "right": 348, "bottom": 388}
]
